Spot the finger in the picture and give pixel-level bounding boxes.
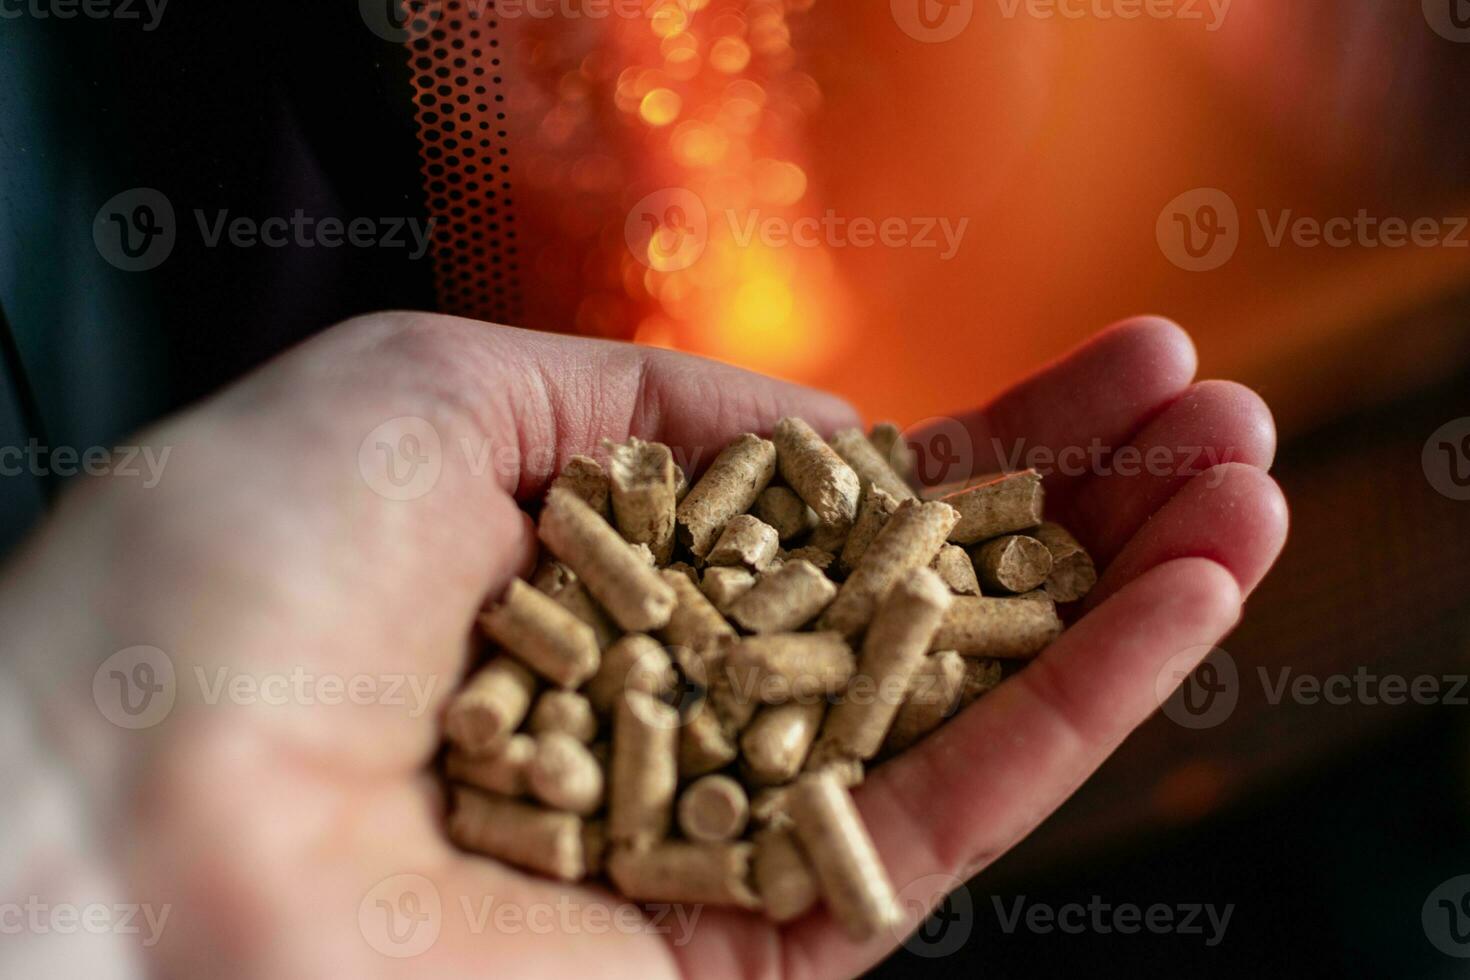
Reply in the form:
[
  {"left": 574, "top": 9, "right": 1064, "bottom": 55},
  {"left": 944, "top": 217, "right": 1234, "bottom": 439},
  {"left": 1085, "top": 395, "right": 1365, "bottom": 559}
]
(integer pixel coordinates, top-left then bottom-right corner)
[
  {"left": 1061, "top": 380, "right": 1277, "bottom": 564},
  {"left": 1086, "top": 463, "right": 1289, "bottom": 608},
  {"left": 907, "top": 317, "right": 1197, "bottom": 501},
  {"left": 777, "top": 557, "right": 1242, "bottom": 979}
]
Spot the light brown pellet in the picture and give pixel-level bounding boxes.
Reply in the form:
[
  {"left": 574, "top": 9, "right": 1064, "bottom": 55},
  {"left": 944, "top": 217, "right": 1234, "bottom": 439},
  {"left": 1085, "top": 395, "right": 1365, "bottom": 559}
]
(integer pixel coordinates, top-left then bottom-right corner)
[
  {"left": 666, "top": 561, "right": 700, "bottom": 585},
  {"left": 605, "top": 436, "right": 678, "bottom": 565},
  {"left": 606, "top": 841, "right": 761, "bottom": 909},
  {"left": 882, "top": 650, "right": 967, "bottom": 756},
  {"left": 608, "top": 691, "right": 679, "bottom": 846},
  {"left": 550, "top": 580, "right": 621, "bottom": 651},
  {"left": 932, "top": 594, "right": 1063, "bottom": 659},
  {"left": 672, "top": 462, "right": 689, "bottom": 502},
  {"left": 583, "top": 633, "right": 676, "bottom": 718},
  {"left": 678, "top": 774, "right": 751, "bottom": 842},
  {"left": 782, "top": 546, "right": 836, "bottom": 573},
  {"left": 528, "top": 690, "right": 598, "bottom": 743},
  {"left": 539, "top": 487, "right": 677, "bottom": 632},
  {"left": 707, "top": 514, "right": 780, "bottom": 571},
  {"left": 774, "top": 418, "right": 862, "bottom": 534},
  {"left": 753, "top": 828, "right": 819, "bottom": 923},
  {"left": 931, "top": 543, "right": 982, "bottom": 596},
  {"left": 753, "top": 485, "right": 819, "bottom": 542},
  {"left": 480, "top": 579, "right": 601, "bottom": 689},
  {"left": 730, "top": 632, "right": 856, "bottom": 704},
  {"left": 446, "top": 656, "right": 537, "bottom": 755},
  {"left": 830, "top": 428, "right": 916, "bottom": 502},
  {"left": 550, "top": 454, "right": 610, "bottom": 518},
  {"left": 959, "top": 657, "right": 1004, "bottom": 708},
  {"left": 807, "top": 519, "right": 853, "bottom": 556},
  {"left": 449, "top": 786, "right": 585, "bottom": 881},
  {"left": 741, "top": 700, "right": 826, "bottom": 786},
  {"left": 868, "top": 422, "right": 914, "bottom": 481},
  {"left": 679, "top": 703, "right": 740, "bottom": 777},
  {"left": 582, "top": 820, "right": 608, "bottom": 877},
  {"left": 445, "top": 735, "right": 535, "bottom": 796},
  {"left": 530, "top": 555, "right": 575, "bottom": 595},
  {"left": 811, "top": 568, "right": 952, "bottom": 762},
  {"left": 788, "top": 772, "right": 901, "bottom": 940},
  {"left": 819, "top": 499, "right": 959, "bottom": 639},
  {"left": 705, "top": 654, "right": 762, "bottom": 732},
  {"left": 942, "top": 469, "right": 1044, "bottom": 545},
  {"left": 729, "top": 560, "right": 838, "bottom": 634},
  {"left": 676, "top": 433, "right": 777, "bottom": 557},
  {"left": 658, "top": 567, "right": 737, "bottom": 655},
  {"left": 1033, "top": 521, "right": 1097, "bottom": 602},
  {"left": 838, "top": 486, "right": 899, "bottom": 575},
  {"left": 527, "top": 732, "right": 604, "bottom": 815},
  {"left": 972, "top": 534, "right": 1054, "bottom": 594},
  {"left": 701, "top": 565, "right": 757, "bottom": 613}
]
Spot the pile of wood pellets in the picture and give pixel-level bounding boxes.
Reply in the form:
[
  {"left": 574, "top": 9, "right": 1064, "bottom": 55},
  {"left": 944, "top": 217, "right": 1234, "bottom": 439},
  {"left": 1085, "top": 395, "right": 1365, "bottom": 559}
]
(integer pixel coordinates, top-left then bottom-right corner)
[{"left": 439, "top": 418, "right": 1095, "bottom": 940}]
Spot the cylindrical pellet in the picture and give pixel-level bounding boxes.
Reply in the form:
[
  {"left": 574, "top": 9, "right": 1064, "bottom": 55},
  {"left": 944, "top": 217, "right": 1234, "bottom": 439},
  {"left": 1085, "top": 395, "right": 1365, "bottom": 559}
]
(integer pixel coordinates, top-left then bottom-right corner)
[
  {"left": 445, "top": 734, "right": 535, "bottom": 796},
  {"left": 959, "top": 657, "right": 1004, "bottom": 708},
  {"left": 606, "top": 841, "right": 761, "bottom": 909},
  {"left": 812, "top": 568, "right": 952, "bottom": 761},
  {"left": 550, "top": 580, "right": 620, "bottom": 651},
  {"left": 753, "top": 828, "right": 819, "bottom": 923},
  {"left": 782, "top": 546, "right": 835, "bottom": 574},
  {"left": 932, "top": 594, "right": 1063, "bottom": 659},
  {"left": 528, "top": 690, "right": 598, "bottom": 743},
  {"left": 1033, "top": 521, "right": 1097, "bottom": 602},
  {"left": 605, "top": 436, "right": 678, "bottom": 564},
  {"left": 753, "top": 485, "right": 819, "bottom": 541},
  {"left": 582, "top": 820, "right": 608, "bottom": 877},
  {"left": 706, "top": 653, "right": 762, "bottom": 731},
  {"left": 609, "top": 691, "right": 679, "bottom": 846},
  {"left": 445, "top": 656, "right": 537, "bottom": 755},
  {"left": 774, "top": 417, "right": 862, "bottom": 534},
  {"left": 730, "top": 632, "right": 856, "bottom": 704},
  {"left": 672, "top": 462, "right": 689, "bottom": 501},
  {"left": 527, "top": 732, "right": 604, "bottom": 815},
  {"left": 677, "top": 774, "right": 751, "bottom": 842},
  {"left": 707, "top": 514, "right": 780, "bottom": 571},
  {"left": 787, "top": 772, "right": 901, "bottom": 940},
  {"left": 941, "top": 469, "right": 1044, "bottom": 545},
  {"left": 931, "top": 543, "right": 982, "bottom": 596},
  {"left": 882, "top": 650, "right": 967, "bottom": 755},
  {"left": 729, "top": 560, "right": 838, "bottom": 634},
  {"left": 449, "top": 786, "right": 585, "bottom": 881},
  {"left": 658, "top": 568, "right": 737, "bottom": 655},
  {"left": 480, "top": 579, "right": 601, "bottom": 688},
  {"left": 838, "top": 486, "right": 899, "bottom": 574},
  {"left": 819, "top": 499, "right": 959, "bottom": 639},
  {"left": 679, "top": 702, "right": 739, "bottom": 777},
  {"left": 972, "top": 534, "right": 1054, "bottom": 594},
  {"left": 676, "top": 433, "right": 777, "bottom": 557},
  {"left": 539, "top": 487, "right": 677, "bottom": 632},
  {"left": 550, "top": 454, "right": 610, "bottom": 518},
  {"left": 701, "top": 565, "right": 757, "bottom": 614},
  {"left": 830, "top": 428, "right": 916, "bottom": 502},
  {"left": 584, "top": 633, "right": 676, "bottom": 718},
  {"left": 741, "top": 700, "right": 826, "bottom": 785}
]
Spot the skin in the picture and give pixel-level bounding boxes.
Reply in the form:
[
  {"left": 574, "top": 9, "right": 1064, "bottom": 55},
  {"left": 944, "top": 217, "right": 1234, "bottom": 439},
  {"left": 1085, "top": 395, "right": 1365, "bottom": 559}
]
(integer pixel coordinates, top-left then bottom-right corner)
[{"left": 0, "top": 312, "right": 1287, "bottom": 978}]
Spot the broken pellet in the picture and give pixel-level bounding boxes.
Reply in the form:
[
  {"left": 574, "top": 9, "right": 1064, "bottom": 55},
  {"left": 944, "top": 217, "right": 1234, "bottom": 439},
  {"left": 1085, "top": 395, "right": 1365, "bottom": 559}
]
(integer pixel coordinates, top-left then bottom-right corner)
[
  {"left": 608, "top": 691, "right": 679, "bottom": 846},
  {"left": 659, "top": 567, "right": 737, "bottom": 654},
  {"left": 754, "top": 485, "right": 819, "bottom": 542},
  {"left": 942, "top": 469, "right": 1044, "bottom": 545},
  {"left": 972, "top": 534, "right": 1054, "bottom": 594},
  {"left": 527, "top": 732, "right": 604, "bottom": 815},
  {"left": 932, "top": 594, "right": 1063, "bottom": 659},
  {"left": 678, "top": 774, "right": 751, "bottom": 842},
  {"left": 701, "top": 565, "right": 757, "bottom": 614},
  {"left": 729, "top": 559, "right": 838, "bottom": 634},
  {"left": 528, "top": 690, "right": 598, "bottom": 743},
  {"left": 550, "top": 454, "right": 610, "bottom": 518},
  {"left": 679, "top": 700, "right": 740, "bottom": 777},
  {"left": 676, "top": 433, "right": 777, "bottom": 557},
  {"left": 446, "top": 656, "right": 538, "bottom": 755},
  {"left": 868, "top": 422, "right": 913, "bottom": 481},
  {"left": 605, "top": 436, "right": 678, "bottom": 565},
  {"left": 449, "top": 786, "right": 585, "bottom": 881},
  {"left": 819, "top": 498, "right": 959, "bottom": 639},
  {"left": 811, "top": 567, "right": 952, "bottom": 762},
  {"left": 753, "top": 828, "right": 820, "bottom": 923},
  {"left": 584, "top": 633, "right": 676, "bottom": 718},
  {"left": 666, "top": 561, "right": 699, "bottom": 586},
  {"left": 788, "top": 772, "right": 901, "bottom": 940},
  {"left": 838, "top": 486, "right": 900, "bottom": 574},
  {"left": 774, "top": 417, "right": 861, "bottom": 535},
  {"left": 783, "top": 546, "right": 835, "bottom": 573},
  {"left": 480, "top": 579, "right": 601, "bottom": 689},
  {"left": 530, "top": 555, "right": 575, "bottom": 595},
  {"left": 707, "top": 514, "right": 780, "bottom": 571},
  {"left": 1033, "top": 521, "right": 1097, "bottom": 602},
  {"left": 445, "top": 734, "right": 535, "bottom": 796},
  {"left": 606, "top": 841, "right": 761, "bottom": 909},
  {"left": 538, "top": 487, "right": 677, "bottom": 632},
  {"left": 830, "top": 428, "right": 916, "bottom": 502},
  {"left": 882, "top": 650, "right": 967, "bottom": 756},
  {"left": 959, "top": 657, "right": 1004, "bottom": 708},
  {"left": 741, "top": 700, "right": 826, "bottom": 786},
  {"left": 931, "top": 543, "right": 982, "bottom": 596},
  {"left": 730, "top": 632, "right": 856, "bottom": 704}
]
